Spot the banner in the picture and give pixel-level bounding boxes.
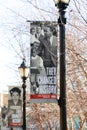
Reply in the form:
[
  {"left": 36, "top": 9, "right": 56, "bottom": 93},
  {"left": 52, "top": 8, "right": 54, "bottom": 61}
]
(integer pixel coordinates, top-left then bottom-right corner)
[
  {"left": 7, "top": 86, "right": 22, "bottom": 127},
  {"left": 30, "top": 21, "right": 58, "bottom": 102}
]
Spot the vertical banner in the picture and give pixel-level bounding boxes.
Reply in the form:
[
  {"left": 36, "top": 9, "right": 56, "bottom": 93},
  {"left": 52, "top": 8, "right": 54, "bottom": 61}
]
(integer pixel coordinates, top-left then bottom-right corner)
[
  {"left": 30, "top": 21, "right": 58, "bottom": 103},
  {"left": 7, "top": 86, "right": 22, "bottom": 127}
]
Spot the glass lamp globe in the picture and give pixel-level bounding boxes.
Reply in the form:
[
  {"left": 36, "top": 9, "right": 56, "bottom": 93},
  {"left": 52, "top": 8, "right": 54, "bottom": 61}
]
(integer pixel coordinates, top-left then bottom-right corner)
[{"left": 18, "top": 59, "right": 29, "bottom": 79}]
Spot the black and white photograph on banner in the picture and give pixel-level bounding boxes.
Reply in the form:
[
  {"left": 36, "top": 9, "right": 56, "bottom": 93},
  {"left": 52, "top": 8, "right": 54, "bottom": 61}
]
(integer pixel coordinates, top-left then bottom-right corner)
[
  {"left": 30, "top": 21, "right": 58, "bottom": 102},
  {"left": 6, "top": 86, "right": 22, "bottom": 127}
]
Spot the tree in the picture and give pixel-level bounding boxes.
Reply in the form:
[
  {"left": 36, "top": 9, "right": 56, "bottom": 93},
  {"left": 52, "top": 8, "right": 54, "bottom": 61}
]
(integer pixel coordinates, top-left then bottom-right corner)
[{"left": 0, "top": 0, "right": 87, "bottom": 129}]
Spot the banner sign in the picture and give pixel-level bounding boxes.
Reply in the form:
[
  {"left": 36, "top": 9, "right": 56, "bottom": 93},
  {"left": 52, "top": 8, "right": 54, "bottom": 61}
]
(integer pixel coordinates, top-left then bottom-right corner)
[
  {"left": 7, "top": 86, "right": 22, "bottom": 127},
  {"left": 30, "top": 21, "right": 58, "bottom": 102}
]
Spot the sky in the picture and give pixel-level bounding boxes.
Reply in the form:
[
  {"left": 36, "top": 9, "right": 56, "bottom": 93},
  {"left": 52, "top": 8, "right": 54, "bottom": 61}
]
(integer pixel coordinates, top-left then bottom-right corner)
[{"left": 0, "top": 0, "right": 57, "bottom": 93}]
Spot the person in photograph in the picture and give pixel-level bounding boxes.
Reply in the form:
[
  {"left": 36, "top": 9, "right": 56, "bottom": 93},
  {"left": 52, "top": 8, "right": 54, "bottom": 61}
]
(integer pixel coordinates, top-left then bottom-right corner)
[
  {"left": 31, "top": 41, "right": 44, "bottom": 78},
  {"left": 30, "top": 27, "right": 37, "bottom": 45},
  {"left": 38, "top": 26, "right": 57, "bottom": 70},
  {"left": 31, "top": 41, "right": 43, "bottom": 66},
  {"left": 51, "top": 26, "right": 57, "bottom": 37},
  {"left": 8, "top": 87, "right": 22, "bottom": 106},
  {"left": 35, "top": 26, "right": 44, "bottom": 40},
  {"left": 30, "top": 41, "right": 45, "bottom": 94},
  {"left": 5, "top": 87, "right": 22, "bottom": 123}
]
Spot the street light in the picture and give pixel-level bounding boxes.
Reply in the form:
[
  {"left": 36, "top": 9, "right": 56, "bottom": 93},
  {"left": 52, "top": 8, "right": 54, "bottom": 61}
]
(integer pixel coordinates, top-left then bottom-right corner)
[
  {"left": 54, "top": 0, "right": 70, "bottom": 130},
  {"left": 18, "top": 58, "right": 29, "bottom": 130},
  {"left": 54, "top": 0, "right": 70, "bottom": 5}
]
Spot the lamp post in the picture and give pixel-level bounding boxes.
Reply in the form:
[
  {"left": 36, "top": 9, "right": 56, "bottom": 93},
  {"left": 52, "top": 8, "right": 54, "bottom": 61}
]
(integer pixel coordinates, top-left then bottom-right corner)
[
  {"left": 18, "top": 58, "right": 29, "bottom": 130},
  {"left": 54, "top": 0, "right": 70, "bottom": 130}
]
